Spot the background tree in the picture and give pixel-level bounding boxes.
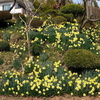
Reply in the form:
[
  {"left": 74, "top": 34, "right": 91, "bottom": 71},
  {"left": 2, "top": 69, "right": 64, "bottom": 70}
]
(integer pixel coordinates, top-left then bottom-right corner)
[
  {"left": 93, "top": 0, "right": 99, "bottom": 7},
  {"left": 79, "top": 0, "right": 100, "bottom": 32},
  {"left": 56, "top": 0, "right": 72, "bottom": 8}
]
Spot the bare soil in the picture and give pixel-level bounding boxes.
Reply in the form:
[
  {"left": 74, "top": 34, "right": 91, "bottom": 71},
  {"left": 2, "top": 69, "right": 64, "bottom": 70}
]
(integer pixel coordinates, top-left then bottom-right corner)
[{"left": 0, "top": 94, "right": 100, "bottom": 100}]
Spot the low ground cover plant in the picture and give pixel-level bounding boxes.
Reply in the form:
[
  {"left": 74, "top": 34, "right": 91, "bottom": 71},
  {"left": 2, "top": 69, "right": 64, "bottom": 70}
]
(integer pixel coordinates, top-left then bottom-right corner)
[
  {"left": 1, "top": 62, "right": 100, "bottom": 97},
  {"left": 0, "top": 17, "right": 100, "bottom": 97}
]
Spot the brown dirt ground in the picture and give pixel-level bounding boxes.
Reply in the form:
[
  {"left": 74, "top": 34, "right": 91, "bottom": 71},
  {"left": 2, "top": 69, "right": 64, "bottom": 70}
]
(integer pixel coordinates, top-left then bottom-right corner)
[{"left": 0, "top": 94, "right": 100, "bottom": 100}]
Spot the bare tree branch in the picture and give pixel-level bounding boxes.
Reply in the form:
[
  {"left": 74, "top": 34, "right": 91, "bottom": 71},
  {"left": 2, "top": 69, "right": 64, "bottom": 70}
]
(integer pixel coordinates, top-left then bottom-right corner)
[
  {"left": 79, "top": 0, "right": 100, "bottom": 32},
  {"left": 19, "top": 0, "right": 42, "bottom": 59},
  {"left": 79, "top": 0, "right": 87, "bottom": 31},
  {"left": 19, "top": 15, "right": 26, "bottom": 26},
  {"left": 9, "top": 0, "right": 17, "bottom": 12}
]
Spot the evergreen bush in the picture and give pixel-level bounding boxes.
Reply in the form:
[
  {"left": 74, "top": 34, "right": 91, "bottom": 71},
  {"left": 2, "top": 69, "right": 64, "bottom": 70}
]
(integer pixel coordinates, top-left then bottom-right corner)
[
  {"left": 45, "top": 9, "right": 58, "bottom": 17},
  {"left": 60, "top": 4, "right": 84, "bottom": 17},
  {"left": 0, "top": 11, "right": 12, "bottom": 21},
  {"left": 52, "top": 16, "right": 67, "bottom": 24},
  {"left": 63, "top": 13, "right": 74, "bottom": 22},
  {"left": 57, "top": 12, "right": 65, "bottom": 16},
  {"left": 0, "top": 41, "right": 10, "bottom": 51},
  {"left": 64, "top": 49, "right": 100, "bottom": 69},
  {"left": 31, "top": 19, "right": 43, "bottom": 28},
  {"left": 0, "top": 11, "right": 12, "bottom": 27}
]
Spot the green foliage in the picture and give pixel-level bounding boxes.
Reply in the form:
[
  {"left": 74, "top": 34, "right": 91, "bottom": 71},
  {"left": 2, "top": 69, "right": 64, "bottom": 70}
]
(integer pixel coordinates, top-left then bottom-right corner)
[
  {"left": 31, "top": 44, "right": 43, "bottom": 56},
  {"left": 52, "top": 16, "right": 67, "bottom": 24},
  {"left": 0, "top": 11, "right": 12, "bottom": 27},
  {"left": 40, "top": 3, "right": 52, "bottom": 13},
  {"left": 1, "top": 61, "right": 73, "bottom": 96},
  {"left": 31, "top": 19, "right": 43, "bottom": 28},
  {"left": 25, "top": 61, "right": 35, "bottom": 74},
  {"left": 0, "top": 11, "right": 12, "bottom": 21},
  {"left": 5, "top": 19, "right": 15, "bottom": 27},
  {"left": 1, "top": 16, "right": 100, "bottom": 97},
  {"left": 57, "top": 12, "right": 65, "bottom": 16},
  {"left": 0, "top": 58, "right": 4, "bottom": 65},
  {"left": 13, "top": 13, "right": 25, "bottom": 20},
  {"left": 29, "top": 30, "right": 42, "bottom": 40},
  {"left": 0, "top": 41, "right": 10, "bottom": 51},
  {"left": 45, "top": 9, "right": 58, "bottom": 17},
  {"left": 40, "top": 52, "right": 49, "bottom": 62},
  {"left": 93, "top": 1, "right": 99, "bottom": 7},
  {"left": 4, "top": 32, "right": 11, "bottom": 41},
  {"left": 13, "top": 58, "right": 22, "bottom": 70},
  {"left": 40, "top": 0, "right": 56, "bottom": 12},
  {"left": 64, "top": 49, "right": 100, "bottom": 69},
  {"left": 33, "top": 0, "right": 40, "bottom": 9},
  {"left": 2, "top": 67, "right": 100, "bottom": 97},
  {"left": 60, "top": 4, "right": 84, "bottom": 17},
  {"left": 63, "top": 13, "right": 74, "bottom": 22}
]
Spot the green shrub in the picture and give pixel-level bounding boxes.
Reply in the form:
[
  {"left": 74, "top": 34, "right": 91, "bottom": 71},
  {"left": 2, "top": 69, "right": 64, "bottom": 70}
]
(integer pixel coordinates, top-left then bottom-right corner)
[
  {"left": 5, "top": 19, "right": 16, "bottom": 26},
  {"left": 13, "top": 13, "right": 25, "bottom": 20},
  {"left": 0, "top": 41, "right": 10, "bottom": 51},
  {"left": 4, "top": 32, "right": 11, "bottom": 41},
  {"left": 0, "top": 58, "right": 4, "bottom": 65},
  {"left": 63, "top": 13, "right": 74, "bottom": 22},
  {"left": 0, "top": 11, "right": 12, "bottom": 27},
  {"left": 31, "top": 44, "right": 43, "bottom": 56},
  {"left": 13, "top": 58, "right": 22, "bottom": 70},
  {"left": 45, "top": 9, "right": 58, "bottom": 17},
  {"left": 31, "top": 19, "right": 43, "bottom": 28},
  {"left": 33, "top": 0, "right": 40, "bottom": 9},
  {"left": 40, "top": 0, "right": 55, "bottom": 12},
  {"left": 64, "top": 49, "right": 100, "bottom": 69},
  {"left": 40, "top": 13, "right": 48, "bottom": 20},
  {"left": 60, "top": 4, "right": 84, "bottom": 17},
  {"left": 0, "top": 11, "right": 12, "bottom": 21},
  {"left": 52, "top": 16, "right": 67, "bottom": 24},
  {"left": 40, "top": 52, "right": 49, "bottom": 62},
  {"left": 57, "top": 12, "right": 65, "bottom": 16}
]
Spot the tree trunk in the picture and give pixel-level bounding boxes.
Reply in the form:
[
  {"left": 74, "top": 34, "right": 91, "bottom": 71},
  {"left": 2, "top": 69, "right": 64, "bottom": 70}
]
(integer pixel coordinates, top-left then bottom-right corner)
[
  {"left": 79, "top": 0, "right": 100, "bottom": 33},
  {"left": 26, "top": 27, "right": 31, "bottom": 58}
]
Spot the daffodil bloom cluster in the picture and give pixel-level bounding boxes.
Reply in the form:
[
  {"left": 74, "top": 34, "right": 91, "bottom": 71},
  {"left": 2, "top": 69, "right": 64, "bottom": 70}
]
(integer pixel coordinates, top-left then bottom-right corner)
[
  {"left": 1, "top": 61, "right": 100, "bottom": 97},
  {"left": 1, "top": 18, "right": 100, "bottom": 97},
  {"left": 30, "top": 19, "right": 100, "bottom": 54},
  {"left": 0, "top": 39, "right": 3, "bottom": 41},
  {"left": 10, "top": 42, "right": 26, "bottom": 57},
  {"left": 0, "top": 61, "right": 77, "bottom": 96}
]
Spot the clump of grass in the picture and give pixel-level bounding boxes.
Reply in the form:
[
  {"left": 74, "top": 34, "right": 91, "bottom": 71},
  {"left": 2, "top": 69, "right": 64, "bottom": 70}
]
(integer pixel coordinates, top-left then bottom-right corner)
[{"left": 0, "top": 58, "right": 4, "bottom": 65}]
